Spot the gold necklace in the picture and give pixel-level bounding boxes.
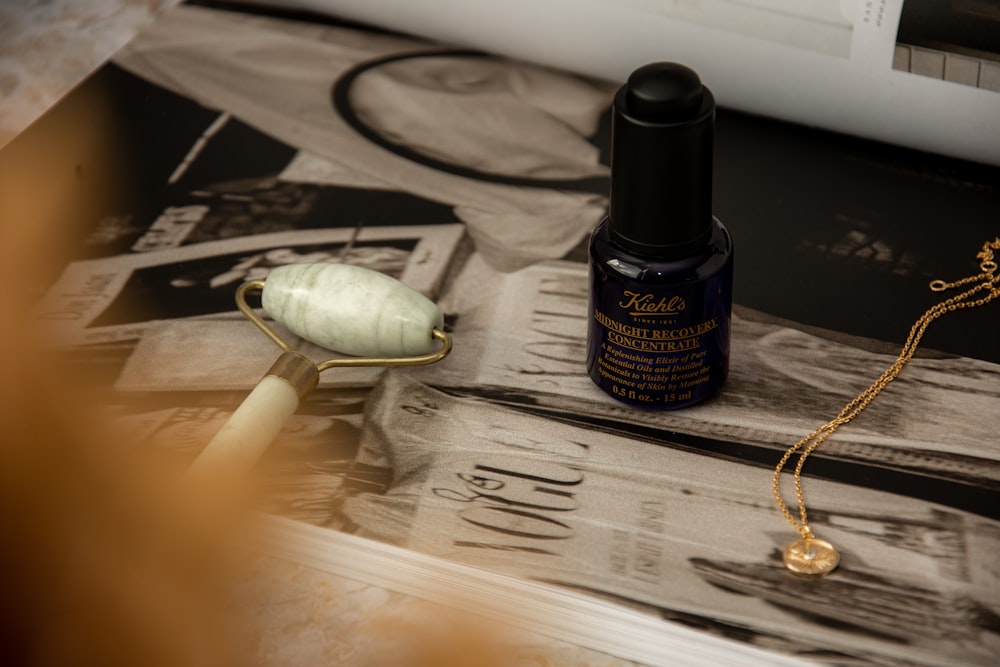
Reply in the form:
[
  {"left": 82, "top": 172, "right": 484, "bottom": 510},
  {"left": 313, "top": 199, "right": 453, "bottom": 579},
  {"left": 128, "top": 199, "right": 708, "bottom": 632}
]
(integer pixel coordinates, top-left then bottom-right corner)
[{"left": 773, "top": 237, "right": 1000, "bottom": 576}]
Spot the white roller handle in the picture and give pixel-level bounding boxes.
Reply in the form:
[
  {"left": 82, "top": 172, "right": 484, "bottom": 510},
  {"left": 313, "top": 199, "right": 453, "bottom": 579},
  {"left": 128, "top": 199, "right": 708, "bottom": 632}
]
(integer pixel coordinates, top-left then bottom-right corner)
[{"left": 188, "top": 351, "right": 318, "bottom": 478}]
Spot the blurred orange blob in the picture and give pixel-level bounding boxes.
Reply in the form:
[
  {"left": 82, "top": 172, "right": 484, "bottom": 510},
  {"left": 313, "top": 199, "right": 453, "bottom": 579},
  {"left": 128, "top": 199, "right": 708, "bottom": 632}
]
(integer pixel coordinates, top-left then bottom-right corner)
[{"left": 0, "top": 88, "right": 248, "bottom": 667}]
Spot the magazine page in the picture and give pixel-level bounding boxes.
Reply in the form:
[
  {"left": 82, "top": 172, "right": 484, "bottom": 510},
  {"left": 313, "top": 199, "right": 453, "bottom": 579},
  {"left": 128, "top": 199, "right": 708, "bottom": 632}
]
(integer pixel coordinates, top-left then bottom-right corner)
[
  {"left": 222, "top": 0, "right": 1000, "bottom": 165},
  {"left": 13, "top": 3, "right": 999, "bottom": 665},
  {"left": 330, "top": 258, "right": 999, "bottom": 665},
  {"left": 229, "top": 547, "right": 661, "bottom": 667}
]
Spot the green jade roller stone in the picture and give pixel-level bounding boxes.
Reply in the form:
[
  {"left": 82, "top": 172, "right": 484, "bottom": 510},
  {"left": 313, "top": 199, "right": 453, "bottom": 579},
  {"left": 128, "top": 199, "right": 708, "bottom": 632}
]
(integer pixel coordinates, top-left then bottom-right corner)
[{"left": 261, "top": 263, "right": 444, "bottom": 357}]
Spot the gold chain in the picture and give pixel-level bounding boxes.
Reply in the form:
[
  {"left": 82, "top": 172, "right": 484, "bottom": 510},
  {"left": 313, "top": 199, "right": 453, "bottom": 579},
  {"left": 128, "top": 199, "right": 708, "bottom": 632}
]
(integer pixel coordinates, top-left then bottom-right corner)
[{"left": 773, "top": 237, "right": 1000, "bottom": 576}]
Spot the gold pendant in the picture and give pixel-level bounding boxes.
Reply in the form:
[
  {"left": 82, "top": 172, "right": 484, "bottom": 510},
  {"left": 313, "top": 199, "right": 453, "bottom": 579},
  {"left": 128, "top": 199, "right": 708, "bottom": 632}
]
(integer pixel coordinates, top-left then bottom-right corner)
[{"left": 783, "top": 537, "right": 839, "bottom": 576}]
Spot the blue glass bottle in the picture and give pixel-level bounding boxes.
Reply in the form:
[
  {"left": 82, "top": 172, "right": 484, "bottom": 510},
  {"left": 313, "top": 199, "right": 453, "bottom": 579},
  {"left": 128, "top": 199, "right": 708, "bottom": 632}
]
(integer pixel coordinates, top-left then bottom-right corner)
[{"left": 586, "top": 63, "right": 734, "bottom": 409}]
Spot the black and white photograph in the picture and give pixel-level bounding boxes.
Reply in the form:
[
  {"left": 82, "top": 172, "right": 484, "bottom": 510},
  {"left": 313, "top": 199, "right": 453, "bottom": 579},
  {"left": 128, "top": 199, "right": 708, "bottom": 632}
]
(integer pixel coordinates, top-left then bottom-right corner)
[{"left": 38, "top": 225, "right": 464, "bottom": 341}]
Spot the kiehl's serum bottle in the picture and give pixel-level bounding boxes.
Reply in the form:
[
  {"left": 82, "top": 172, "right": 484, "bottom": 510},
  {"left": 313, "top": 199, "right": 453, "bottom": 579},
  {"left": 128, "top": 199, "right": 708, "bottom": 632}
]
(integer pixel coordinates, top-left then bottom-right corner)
[{"left": 587, "top": 62, "right": 733, "bottom": 409}]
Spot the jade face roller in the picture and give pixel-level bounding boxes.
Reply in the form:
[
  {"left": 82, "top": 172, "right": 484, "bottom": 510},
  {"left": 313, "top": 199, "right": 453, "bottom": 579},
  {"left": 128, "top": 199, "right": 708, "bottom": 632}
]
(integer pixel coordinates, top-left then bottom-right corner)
[{"left": 188, "top": 263, "right": 452, "bottom": 476}]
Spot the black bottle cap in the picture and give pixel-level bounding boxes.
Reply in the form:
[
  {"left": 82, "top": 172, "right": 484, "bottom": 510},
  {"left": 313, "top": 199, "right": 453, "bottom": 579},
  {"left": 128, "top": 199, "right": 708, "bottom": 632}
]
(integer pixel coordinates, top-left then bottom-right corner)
[{"left": 608, "top": 62, "right": 715, "bottom": 256}]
